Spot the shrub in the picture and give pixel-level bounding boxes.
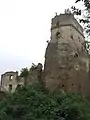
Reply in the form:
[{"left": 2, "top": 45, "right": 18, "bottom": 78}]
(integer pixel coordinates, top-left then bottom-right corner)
[{"left": 0, "top": 83, "right": 89, "bottom": 120}]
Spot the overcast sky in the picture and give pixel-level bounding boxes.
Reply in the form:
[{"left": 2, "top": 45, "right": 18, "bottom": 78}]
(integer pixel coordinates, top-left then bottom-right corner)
[{"left": 0, "top": 0, "right": 75, "bottom": 75}]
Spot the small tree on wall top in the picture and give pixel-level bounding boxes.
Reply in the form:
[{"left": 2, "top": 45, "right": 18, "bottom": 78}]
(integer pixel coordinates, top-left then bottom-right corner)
[{"left": 20, "top": 68, "right": 29, "bottom": 85}]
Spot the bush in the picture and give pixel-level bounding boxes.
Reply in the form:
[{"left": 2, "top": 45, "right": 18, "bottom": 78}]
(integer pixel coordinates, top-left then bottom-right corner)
[{"left": 0, "top": 83, "right": 90, "bottom": 120}]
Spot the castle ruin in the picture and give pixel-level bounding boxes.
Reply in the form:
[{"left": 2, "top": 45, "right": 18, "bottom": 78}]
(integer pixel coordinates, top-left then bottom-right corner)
[
  {"left": 0, "top": 63, "right": 43, "bottom": 93},
  {"left": 44, "top": 13, "right": 90, "bottom": 96},
  {"left": 1, "top": 13, "right": 90, "bottom": 96},
  {"left": 1, "top": 71, "right": 24, "bottom": 92}
]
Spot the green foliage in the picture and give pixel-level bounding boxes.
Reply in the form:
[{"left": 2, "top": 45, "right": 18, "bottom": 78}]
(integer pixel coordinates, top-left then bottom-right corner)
[
  {"left": 29, "top": 63, "right": 37, "bottom": 71},
  {"left": 71, "top": 0, "right": 90, "bottom": 35},
  {"left": 0, "top": 83, "right": 90, "bottom": 120},
  {"left": 20, "top": 68, "right": 29, "bottom": 85},
  {"left": 20, "top": 68, "right": 29, "bottom": 79},
  {"left": 69, "top": 0, "right": 90, "bottom": 54}
]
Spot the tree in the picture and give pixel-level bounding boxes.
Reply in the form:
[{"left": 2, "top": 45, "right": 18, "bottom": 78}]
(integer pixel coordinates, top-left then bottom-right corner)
[
  {"left": 20, "top": 68, "right": 29, "bottom": 85},
  {"left": 29, "top": 63, "right": 37, "bottom": 71},
  {"left": 71, "top": 0, "right": 90, "bottom": 36},
  {"left": 0, "top": 83, "right": 90, "bottom": 120},
  {"left": 69, "top": 0, "right": 90, "bottom": 53}
]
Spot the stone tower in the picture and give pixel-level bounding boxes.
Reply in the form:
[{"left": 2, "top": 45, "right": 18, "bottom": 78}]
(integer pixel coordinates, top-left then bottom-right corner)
[{"left": 44, "top": 13, "right": 90, "bottom": 96}]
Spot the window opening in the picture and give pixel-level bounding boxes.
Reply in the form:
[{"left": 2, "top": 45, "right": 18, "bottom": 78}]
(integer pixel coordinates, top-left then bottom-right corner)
[
  {"left": 74, "top": 52, "right": 78, "bottom": 58},
  {"left": 71, "top": 35, "right": 73, "bottom": 40},
  {"left": 56, "top": 31, "right": 60, "bottom": 39},
  {"left": 9, "top": 84, "right": 12, "bottom": 91},
  {"left": 56, "top": 21, "right": 59, "bottom": 26},
  {"left": 9, "top": 75, "right": 13, "bottom": 80}
]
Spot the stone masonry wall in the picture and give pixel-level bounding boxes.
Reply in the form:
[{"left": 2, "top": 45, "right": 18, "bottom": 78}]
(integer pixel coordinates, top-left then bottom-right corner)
[
  {"left": 1, "top": 71, "right": 24, "bottom": 93},
  {"left": 44, "top": 14, "right": 90, "bottom": 96}
]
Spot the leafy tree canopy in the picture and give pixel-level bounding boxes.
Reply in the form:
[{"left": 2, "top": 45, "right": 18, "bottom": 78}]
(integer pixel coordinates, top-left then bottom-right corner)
[
  {"left": 20, "top": 68, "right": 29, "bottom": 78},
  {"left": 65, "top": 0, "right": 90, "bottom": 53},
  {"left": 0, "top": 83, "right": 90, "bottom": 120},
  {"left": 71, "top": 0, "right": 90, "bottom": 35}
]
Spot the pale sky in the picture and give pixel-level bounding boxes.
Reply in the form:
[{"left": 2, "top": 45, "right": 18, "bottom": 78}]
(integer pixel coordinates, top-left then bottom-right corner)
[{"left": 0, "top": 0, "right": 75, "bottom": 75}]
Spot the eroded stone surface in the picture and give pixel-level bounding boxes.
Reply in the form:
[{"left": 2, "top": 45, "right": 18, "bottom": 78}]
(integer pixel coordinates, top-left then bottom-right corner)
[{"left": 44, "top": 13, "right": 90, "bottom": 96}]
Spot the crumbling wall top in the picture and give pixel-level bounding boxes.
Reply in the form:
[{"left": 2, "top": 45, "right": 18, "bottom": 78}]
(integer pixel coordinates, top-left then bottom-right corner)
[
  {"left": 1, "top": 71, "right": 18, "bottom": 77},
  {"left": 51, "top": 13, "right": 83, "bottom": 36}
]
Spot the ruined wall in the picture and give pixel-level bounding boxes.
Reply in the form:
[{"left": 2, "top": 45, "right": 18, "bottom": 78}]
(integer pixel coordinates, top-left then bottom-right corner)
[
  {"left": 0, "top": 63, "right": 43, "bottom": 93},
  {"left": 1, "top": 71, "right": 24, "bottom": 93},
  {"left": 26, "top": 63, "right": 43, "bottom": 85},
  {"left": 44, "top": 13, "right": 90, "bottom": 96},
  {"left": 51, "top": 14, "right": 83, "bottom": 36}
]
